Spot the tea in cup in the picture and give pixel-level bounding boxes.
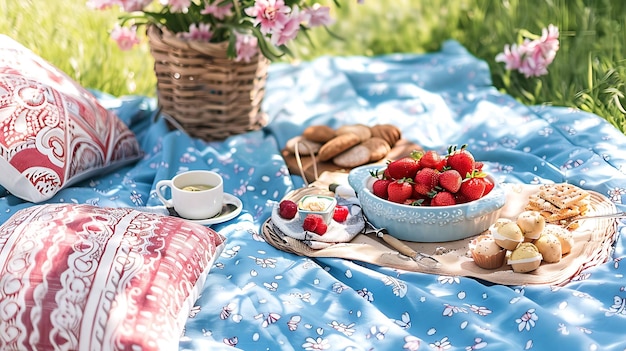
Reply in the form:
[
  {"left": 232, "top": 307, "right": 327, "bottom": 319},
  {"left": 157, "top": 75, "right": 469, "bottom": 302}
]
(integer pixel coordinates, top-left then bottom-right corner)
[{"left": 155, "top": 170, "right": 224, "bottom": 220}]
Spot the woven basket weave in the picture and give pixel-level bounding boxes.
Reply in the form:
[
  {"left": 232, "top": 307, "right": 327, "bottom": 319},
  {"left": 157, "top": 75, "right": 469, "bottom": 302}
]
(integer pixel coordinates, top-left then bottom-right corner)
[{"left": 147, "top": 25, "right": 269, "bottom": 141}]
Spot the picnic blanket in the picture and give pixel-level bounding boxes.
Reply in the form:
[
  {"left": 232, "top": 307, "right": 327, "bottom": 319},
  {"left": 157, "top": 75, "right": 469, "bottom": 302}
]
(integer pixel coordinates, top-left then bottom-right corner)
[{"left": 2, "top": 40, "right": 626, "bottom": 351}]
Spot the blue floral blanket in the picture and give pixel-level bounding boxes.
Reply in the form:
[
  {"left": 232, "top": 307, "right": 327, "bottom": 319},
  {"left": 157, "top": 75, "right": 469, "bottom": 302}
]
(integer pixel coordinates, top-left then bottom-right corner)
[{"left": 2, "top": 41, "right": 626, "bottom": 350}]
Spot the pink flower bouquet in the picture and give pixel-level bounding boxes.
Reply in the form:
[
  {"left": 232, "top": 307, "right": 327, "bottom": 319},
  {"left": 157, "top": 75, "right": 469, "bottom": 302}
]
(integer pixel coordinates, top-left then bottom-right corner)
[
  {"left": 496, "top": 24, "right": 560, "bottom": 78},
  {"left": 88, "top": 0, "right": 342, "bottom": 62}
]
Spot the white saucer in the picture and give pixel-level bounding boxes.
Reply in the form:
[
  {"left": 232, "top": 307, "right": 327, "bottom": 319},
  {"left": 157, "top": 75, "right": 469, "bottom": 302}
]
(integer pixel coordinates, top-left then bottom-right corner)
[{"left": 185, "top": 193, "right": 243, "bottom": 226}]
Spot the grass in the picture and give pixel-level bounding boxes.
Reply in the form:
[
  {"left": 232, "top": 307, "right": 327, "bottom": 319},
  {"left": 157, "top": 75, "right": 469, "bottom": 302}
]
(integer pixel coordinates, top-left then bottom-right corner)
[{"left": 2, "top": 0, "right": 625, "bottom": 133}]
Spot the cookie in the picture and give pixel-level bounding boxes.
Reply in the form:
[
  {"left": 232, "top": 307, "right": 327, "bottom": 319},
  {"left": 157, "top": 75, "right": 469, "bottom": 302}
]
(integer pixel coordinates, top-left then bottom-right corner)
[
  {"left": 538, "top": 183, "right": 590, "bottom": 209},
  {"left": 284, "top": 136, "right": 322, "bottom": 155},
  {"left": 302, "top": 125, "right": 336, "bottom": 143},
  {"left": 336, "top": 124, "right": 372, "bottom": 142},
  {"left": 370, "top": 124, "right": 401, "bottom": 146},
  {"left": 332, "top": 145, "right": 372, "bottom": 168},
  {"left": 360, "top": 137, "right": 391, "bottom": 162},
  {"left": 317, "top": 133, "right": 361, "bottom": 162},
  {"left": 525, "top": 183, "right": 591, "bottom": 226}
]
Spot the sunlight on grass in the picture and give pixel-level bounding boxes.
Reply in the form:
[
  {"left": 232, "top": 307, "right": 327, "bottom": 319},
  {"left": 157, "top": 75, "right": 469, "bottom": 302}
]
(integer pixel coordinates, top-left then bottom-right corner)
[{"left": 2, "top": 0, "right": 624, "bottom": 133}]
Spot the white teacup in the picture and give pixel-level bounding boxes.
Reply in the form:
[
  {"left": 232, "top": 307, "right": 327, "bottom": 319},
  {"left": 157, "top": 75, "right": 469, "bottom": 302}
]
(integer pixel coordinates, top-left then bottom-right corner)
[{"left": 155, "top": 170, "right": 224, "bottom": 220}]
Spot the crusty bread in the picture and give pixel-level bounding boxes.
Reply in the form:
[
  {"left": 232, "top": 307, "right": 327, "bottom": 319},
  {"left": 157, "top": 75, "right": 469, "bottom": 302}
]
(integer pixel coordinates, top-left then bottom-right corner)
[
  {"left": 317, "top": 133, "right": 362, "bottom": 162},
  {"left": 302, "top": 125, "right": 337, "bottom": 143},
  {"left": 332, "top": 144, "right": 372, "bottom": 168}
]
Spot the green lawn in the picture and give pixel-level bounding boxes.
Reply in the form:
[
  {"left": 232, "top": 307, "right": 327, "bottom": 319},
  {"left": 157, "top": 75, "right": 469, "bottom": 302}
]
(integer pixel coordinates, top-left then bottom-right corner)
[{"left": 2, "top": 0, "right": 625, "bottom": 133}]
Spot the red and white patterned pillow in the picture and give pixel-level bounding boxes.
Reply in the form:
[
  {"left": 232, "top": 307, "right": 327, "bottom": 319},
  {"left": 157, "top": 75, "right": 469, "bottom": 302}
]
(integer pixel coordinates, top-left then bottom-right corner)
[
  {"left": 0, "top": 35, "right": 142, "bottom": 202},
  {"left": 0, "top": 203, "right": 226, "bottom": 351}
]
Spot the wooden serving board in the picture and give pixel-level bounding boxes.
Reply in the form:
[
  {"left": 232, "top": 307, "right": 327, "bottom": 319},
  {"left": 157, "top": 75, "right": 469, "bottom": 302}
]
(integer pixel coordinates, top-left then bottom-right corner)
[{"left": 281, "top": 139, "right": 422, "bottom": 183}]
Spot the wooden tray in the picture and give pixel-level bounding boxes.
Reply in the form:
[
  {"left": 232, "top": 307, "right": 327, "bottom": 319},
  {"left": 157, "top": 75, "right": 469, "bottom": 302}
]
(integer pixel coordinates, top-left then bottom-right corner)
[{"left": 263, "top": 179, "right": 620, "bottom": 286}]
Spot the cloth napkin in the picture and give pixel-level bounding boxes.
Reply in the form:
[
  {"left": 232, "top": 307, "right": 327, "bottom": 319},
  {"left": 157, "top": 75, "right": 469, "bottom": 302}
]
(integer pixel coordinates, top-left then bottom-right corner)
[{"left": 271, "top": 195, "right": 365, "bottom": 249}]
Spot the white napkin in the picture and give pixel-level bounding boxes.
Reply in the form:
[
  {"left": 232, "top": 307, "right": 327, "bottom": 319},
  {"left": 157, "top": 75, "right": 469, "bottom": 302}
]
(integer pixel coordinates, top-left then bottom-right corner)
[{"left": 271, "top": 196, "right": 365, "bottom": 249}]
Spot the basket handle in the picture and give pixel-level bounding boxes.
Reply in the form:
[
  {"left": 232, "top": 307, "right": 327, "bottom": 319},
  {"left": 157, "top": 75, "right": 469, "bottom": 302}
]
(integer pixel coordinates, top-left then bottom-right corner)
[{"left": 294, "top": 141, "right": 319, "bottom": 186}]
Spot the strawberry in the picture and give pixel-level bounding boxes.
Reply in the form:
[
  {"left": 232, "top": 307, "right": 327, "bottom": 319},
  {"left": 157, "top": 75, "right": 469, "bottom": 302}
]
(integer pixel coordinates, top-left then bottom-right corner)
[
  {"left": 446, "top": 144, "right": 475, "bottom": 179},
  {"left": 386, "top": 152, "right": 421, "bottom": 180},
  {"left": 413, "top": 168, "right": 439, "bottom": 196},
  {"left": 372, "top": 178, "right": 392, "bottom": 199},
  {"left": 431, "top": 191, "right": 456, "bottom": 206},
  {"left": 302, "top": 214, "right": 319, "bottom": 232},
  {"left": 387, "top": 178, "right": 414, "bottom": 203},
  {"left": 314, "top": 221, "right": 328, "bottom": 235},
  {"left": 383, "top": 168, "right": 393, "bottom": 180},
  {"left": 438, "top": 169, "right": 462, "bottom": 193},
  {"left": 459, "top": 177, "right": 486, "bottom": 202},
  {"left": 479, "top": 175, "right": 495, "bottom": 195},
  {"left": 278, "top": 200, "right": 298, "bottom": 219},
  {"left": 405, "top": 198, "right": 427, "bottom": 206},
  {"left": 455, "top": 192, "right": 469, "bottom": 204},
  {"left": 418, "top": 150, "right": 442, "bottom": 169},
  {"left": 302, "top": 214, "right": 327, "bottom": 235},
  {"left": 333, "top": 205, "right": 349, "bottom": 222}
]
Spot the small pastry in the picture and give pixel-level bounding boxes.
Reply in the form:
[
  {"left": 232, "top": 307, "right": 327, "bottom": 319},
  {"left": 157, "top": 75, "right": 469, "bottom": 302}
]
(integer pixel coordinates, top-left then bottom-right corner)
[
  {"left": 516, "top": 210, "right": 546, "bottom": 242},
  {"left": 492, "top": 218, "right": 513, "bottom": 229},
  {"left": 534, "top": 233, "right": 562, "bottom": 263},
  {"left": 491, "top": 221, "right": 524, "bottom": 251},
  {"left": 542, "top": 224, "right": 574, "bottom": 255},
  {"left": 508, "top": 243, "right": 543, "bottom": 273},
  {"left": 469, "top": 234, "right": 506, "bottom": 269}
]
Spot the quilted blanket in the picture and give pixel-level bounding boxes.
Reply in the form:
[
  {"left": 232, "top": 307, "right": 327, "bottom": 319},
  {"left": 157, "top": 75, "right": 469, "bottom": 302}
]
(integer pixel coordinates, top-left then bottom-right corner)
[{"left": 2, "top": 40, "right": 626, "bottom": 351}]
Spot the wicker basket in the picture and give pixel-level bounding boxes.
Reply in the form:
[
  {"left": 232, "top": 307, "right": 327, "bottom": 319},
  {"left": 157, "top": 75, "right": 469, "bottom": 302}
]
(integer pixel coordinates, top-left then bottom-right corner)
[{"left": 147, "top": 25, "right": 269, "bottom": 141}]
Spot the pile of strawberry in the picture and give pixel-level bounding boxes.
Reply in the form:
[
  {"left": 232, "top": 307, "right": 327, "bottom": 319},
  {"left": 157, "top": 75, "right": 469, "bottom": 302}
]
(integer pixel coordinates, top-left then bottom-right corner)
[{"left": 371, "top": 144, "right": 494, "bottom": 206}]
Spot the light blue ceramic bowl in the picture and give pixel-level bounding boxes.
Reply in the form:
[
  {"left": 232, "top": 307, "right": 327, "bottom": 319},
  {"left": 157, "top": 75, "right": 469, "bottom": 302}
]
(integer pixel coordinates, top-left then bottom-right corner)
[{"left": 348, "top": 164, "right": 507, "bottom": 242}]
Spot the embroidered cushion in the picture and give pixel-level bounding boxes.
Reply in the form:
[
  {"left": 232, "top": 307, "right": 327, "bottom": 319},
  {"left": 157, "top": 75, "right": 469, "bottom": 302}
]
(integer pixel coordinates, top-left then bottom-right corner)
[
  {"left": 0, "top": 203, "right": 226, "bottom": 351},
  {"left": 0, "top": 35, "right": 142, "bottom": 202}
]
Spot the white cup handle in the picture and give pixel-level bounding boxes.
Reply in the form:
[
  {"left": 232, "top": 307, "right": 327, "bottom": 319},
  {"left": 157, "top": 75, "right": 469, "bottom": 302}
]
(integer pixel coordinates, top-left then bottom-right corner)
[{"left": 155, "top": 180, "right": 174, "bottom": 208}]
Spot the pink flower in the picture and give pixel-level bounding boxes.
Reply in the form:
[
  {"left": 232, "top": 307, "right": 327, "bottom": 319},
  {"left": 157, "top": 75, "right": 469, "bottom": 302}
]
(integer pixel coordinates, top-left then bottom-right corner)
[
  {"left": 496, "top": 24, "right": 559, "bottom": 78},
  {"left": 541, "top": 24, "right": 560, "bottom": 52},
  {"left": 235, "top": 33, "right": 258, "bottom": 62},
  {"left": 304, "top": 4, "right": 334, "bottom": 27},
  {"left": 110, "top": 25, "right": 140, "bottom": 51},
  {"left": 86, "top": 0, "right": 117, "bottom": 10},
  {"left": 119, "top": 0, "right": 152, "bottom": 12},
  {"left": 161, "top": 0, "right": 191, "bottom": 12},
  {"left": 245, "top": 0, "right": 291, "bottom": 34},
  {"left": 495, "top": 43, "right": 524, "bottom": 71},
  {"left": 201, "top": 1, "right": 234, "bottom": 19},
  {"left": 271, "top": 6, "right": 303, "bottom": 46},
  {"left": 180, "top": 23, "right": 213, "bottom": 41}
]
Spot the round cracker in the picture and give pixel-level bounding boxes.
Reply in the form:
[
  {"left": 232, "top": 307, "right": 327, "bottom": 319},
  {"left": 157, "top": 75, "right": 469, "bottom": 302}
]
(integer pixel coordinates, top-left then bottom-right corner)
[
  {"left": 361, "top": 137, "right": 391, "bottom": 162},
  {"left": 317, "top": 133, "right": 361, "bottom": 162},
  {"left": 302, "top": 125, "right": 336, "bottom": 143},
  {"left": 336, "top": 124, "right": 372, "bottom": 142},
  {"left": 333, "top": 144, "right": 372, "bottom": 168},
  {"left": 284, "top": 136, "right": 322, "bottom": 155}
]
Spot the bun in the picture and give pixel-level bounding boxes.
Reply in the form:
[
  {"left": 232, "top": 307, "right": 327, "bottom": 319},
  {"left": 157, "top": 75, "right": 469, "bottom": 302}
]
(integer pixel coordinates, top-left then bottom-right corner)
[
  {"left": 317, "top": 133, "right": 361, "bottom": 162},
  {"left": 332, "top": 144, "right": 371, "bottom": 168},
  {"left": 302, "top": 125, "right": 336, "bottom": 143}
]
